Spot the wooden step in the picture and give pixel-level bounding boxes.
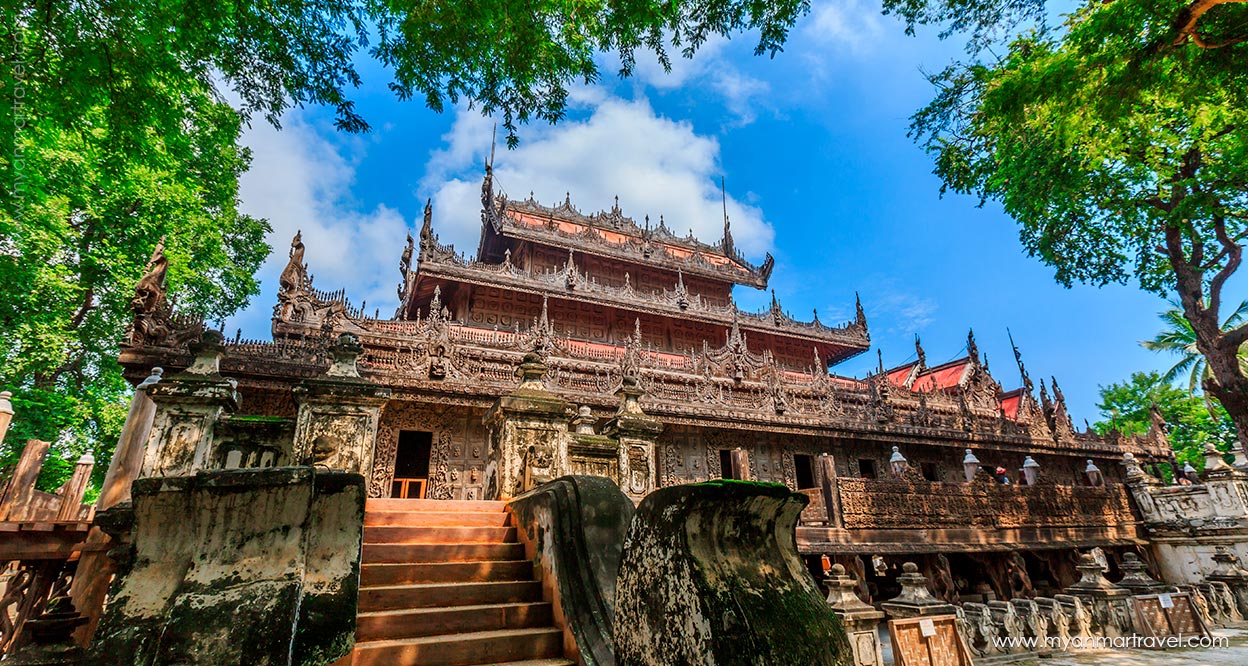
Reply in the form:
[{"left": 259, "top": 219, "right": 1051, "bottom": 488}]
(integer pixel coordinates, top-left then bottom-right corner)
[
  {"left": 356, "top": 601, "right": 553, "bottom": 641},
  {"left": 365, "top": 510, "right": 514, "bottom": 527},
  {"left": 352, "top": 628, "right": 563, "bottom": 666},
  {"left": 363, "top": 525, "right": 518, "bottom": 545},
  {"left": 362, "top": 542, "right": 525, "bottom": 564},
  {"left": 365, "top": 498, "right": 507, "bottom": 512},
  {"left": 359, "top": 581, "right": 541, "bottom": 612},
  {"left": 361, "top": 560, "right": 533, "bottom": 586}
]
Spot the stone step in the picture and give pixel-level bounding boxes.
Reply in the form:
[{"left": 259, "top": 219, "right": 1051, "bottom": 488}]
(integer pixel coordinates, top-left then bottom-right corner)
[
  {"left": 365, "top": 498, "right": 508, "bottom": 512},
  {"left": 361, "top": 560, "right": 534, "bottom": 586},
  {"left": 362, "top": 542, "right": 526, "bottom": 564},
  {"left": 352, "top": 628, "right": 563, "bottom": 666},
  {"left": 358, "top": 581, "right": 542, "bottom": 612},
  {"left": 364, "top": 510, "right": 513, "bottom": 527},
  {"left": 356, "top": 601, "right": 553, "bottom": 642},
  {"left": 363, "top": 525, "right": 517, "bottom": 545}
]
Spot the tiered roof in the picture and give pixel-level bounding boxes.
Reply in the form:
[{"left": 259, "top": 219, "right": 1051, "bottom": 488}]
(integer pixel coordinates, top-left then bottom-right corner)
[
  {"left": 399, "top": 171, "right": 869, "bottom": 366},
  {"left": 476, "top": 170, "right": 774, "bottom": 289}
]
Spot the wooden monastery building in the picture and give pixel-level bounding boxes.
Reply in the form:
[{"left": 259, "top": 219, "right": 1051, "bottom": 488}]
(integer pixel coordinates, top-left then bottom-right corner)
[{"left": 120, "top": 167, "right": 1174, "bottom": 607}]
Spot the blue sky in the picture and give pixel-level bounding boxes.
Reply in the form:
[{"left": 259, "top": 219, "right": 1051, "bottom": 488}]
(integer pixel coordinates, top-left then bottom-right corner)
[{"left": 226, "top": 0, "right": 1215, "bottom": 425}]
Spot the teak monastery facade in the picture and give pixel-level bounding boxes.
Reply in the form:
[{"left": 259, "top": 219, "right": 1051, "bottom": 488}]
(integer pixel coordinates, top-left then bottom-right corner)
[{"left": 119, "top": 167, "right": 1175, "bottom": 606}]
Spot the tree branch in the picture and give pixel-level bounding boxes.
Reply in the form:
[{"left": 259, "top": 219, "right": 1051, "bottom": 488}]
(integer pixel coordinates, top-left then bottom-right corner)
[
  {"left": 1208, "top": 212, "right": 1243, "bottom": 321},
  {"left": 1173, "top": 0, "right": 1248, "bottom": 48}
]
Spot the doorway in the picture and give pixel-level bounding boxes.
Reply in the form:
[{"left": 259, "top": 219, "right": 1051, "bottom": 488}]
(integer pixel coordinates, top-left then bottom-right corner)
[{"left": 392, "top": 430, "right": 432, "bottom": 498}]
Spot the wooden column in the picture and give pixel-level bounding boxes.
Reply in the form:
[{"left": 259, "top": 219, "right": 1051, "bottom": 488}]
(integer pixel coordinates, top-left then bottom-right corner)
[
  {"left": 728, "top": 447, "right": 751, "bottom": 480},
  {"left": 96, "top": 369, "right": 162, "bottom": 509},
  {"left": 817, "top": 454, "right": 842, "bottom": 529},
  {"left": 0, "top": 440, "right": 51, "bottom": 522},
  {"left": 70, "top": 368, "right": 163, "bottom": 645},
  {"left": 55, "top": 453, "right": 94, "bottom": 521}
]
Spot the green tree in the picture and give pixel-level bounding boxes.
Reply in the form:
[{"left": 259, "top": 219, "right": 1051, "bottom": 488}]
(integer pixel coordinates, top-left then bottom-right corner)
[
  {"left": 1, "top": 5, "right": 271, "bottom": 489},
  {"left": 1, "top": 1, "right": 812, "bottom": 491},
  {"left": 1142, "top": 300, "right": 1248, "bottom": 396},
  {"left": 898, "top": 0, "right": 1248, "bottom": 445},
  {"left": 1094, "top": 371, "right": 1237, "bottom": 473}
]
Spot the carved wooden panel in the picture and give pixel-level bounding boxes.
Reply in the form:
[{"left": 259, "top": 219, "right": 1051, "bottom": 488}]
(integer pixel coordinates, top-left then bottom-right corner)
[
  {"left": 443, "top": 410, "right": 490, "bottom": 500},
  {"left": 468, "top": 287, "right": 540, "bottom": 329},
  {"left": 837, "top": 478, "right": 1137, "bottom": 530},
  {"left": 659, "top": 429, "right": 713, "bottom": 486},
  {"left": 1131, "top": 593, "right": 1210, "bottom": 640},
  {"left": 888, "top": 617, "right": 972, "bottom": 666},
  {"left": 372, "top": 403, "right": 486, "bottom": 500}
]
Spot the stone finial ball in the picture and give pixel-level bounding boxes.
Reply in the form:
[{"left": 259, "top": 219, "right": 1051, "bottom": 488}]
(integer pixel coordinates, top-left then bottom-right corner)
[
  {"left": 902, "top": 562, "right": 919, "bottom": 574},
  {"left": 831, "top": 564, "right": 846, "bottom": 576}
]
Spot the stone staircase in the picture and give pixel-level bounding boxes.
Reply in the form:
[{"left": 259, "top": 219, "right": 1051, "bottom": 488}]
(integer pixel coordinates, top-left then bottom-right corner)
[{"left": 344, "top": 498, "right": 573, "bottom": 666}]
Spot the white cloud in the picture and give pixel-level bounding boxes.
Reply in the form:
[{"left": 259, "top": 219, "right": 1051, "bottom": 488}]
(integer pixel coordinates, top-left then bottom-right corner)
[
  {"left": 228, "top": 115, "right": 413, "bottom": 335},
  {"left": 420, "top": 96, "right": 774, "bottom": 262},
  {"left": 803, "top": 0, "right": 885, "bottom": 52},
  {"left": 621, "top": 35, "right": 771, "bottom": 126}
]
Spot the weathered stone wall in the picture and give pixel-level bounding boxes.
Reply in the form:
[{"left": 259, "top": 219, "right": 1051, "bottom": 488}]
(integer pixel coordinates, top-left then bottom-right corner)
[
  {"left": 89, "top": 467, "right": 364, "bottom": 666},
  {"left": 615, "top": 480, "right": 851, "bottom": 666},
  {"left": 1125, "top": 457, "right": 1248, "bottom": 584}
]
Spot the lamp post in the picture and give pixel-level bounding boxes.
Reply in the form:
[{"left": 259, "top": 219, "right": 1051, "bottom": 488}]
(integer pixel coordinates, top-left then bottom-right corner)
[
  {"left": 890, "top": 446, "right": 908, "bottom": 477},
  {"left": 962, "top": 449, "right": 980, "bottom": 483},
  {"left": 1022, "top": 456, "right": 1040, "bottom": 485},
  {"left": 1085, "top": 459, "right": 1104, "bottom": 487}
]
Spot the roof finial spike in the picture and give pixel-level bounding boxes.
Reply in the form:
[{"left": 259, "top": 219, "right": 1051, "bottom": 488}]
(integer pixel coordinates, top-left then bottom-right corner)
[
  {"left": 854, "top": 292, "right": 866, "bottom": 328},
  {"left": 489, "top": 123, "right": 497, "bottom": 169},
  {"left": 1007, "top": 327, "right": 1033, "bottom": 392},
  {"left": 915, "top": 334, "right": 927, "bottom": 370},
  {"left": 877, "top": 348, "right": 885, "bottom": 374},
  {"left": 967, "top": 328, "right": 979, "bottom": 363}
]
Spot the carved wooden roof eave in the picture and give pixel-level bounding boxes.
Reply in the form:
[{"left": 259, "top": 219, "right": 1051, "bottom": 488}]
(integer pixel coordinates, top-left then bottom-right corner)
[
  {"left": 494, "top": 210, "right": 774, "bottom": 289},
  {"left": 497, "top": 193, "right": 768, "bottom": 270},
  {"left": 121, "top": 335, "right": 1159, "bottom": 462},
  {"left": 407, "top": 259, "right": 869, "bottom": 358}
]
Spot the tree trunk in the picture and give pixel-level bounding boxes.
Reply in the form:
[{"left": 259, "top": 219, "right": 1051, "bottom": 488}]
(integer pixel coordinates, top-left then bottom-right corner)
[{"left": 1203, "top": 345, "right": 1248, "bottom": 450}]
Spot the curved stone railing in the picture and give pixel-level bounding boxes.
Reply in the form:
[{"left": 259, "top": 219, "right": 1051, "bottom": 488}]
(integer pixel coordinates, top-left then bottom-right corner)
[
  {"left": 509, "top": 476, "right": 635, "bottom": 666},
  {"left": 615, "top": 480, "right": 851, "bottom": 666}
]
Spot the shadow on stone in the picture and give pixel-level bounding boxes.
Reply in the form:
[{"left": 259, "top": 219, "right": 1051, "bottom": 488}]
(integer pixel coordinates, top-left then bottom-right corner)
[
  {"left": 510, "top": 475, "right": 636, "bottom": 666},
  {"left": 615, "top": 479, "right": 851, "bottom": 666}
]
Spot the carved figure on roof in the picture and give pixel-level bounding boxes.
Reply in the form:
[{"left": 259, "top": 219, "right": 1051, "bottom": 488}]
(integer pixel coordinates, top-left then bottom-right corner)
[
  {"left": 131, "top": 238, "right": 168, "bottom": 316},
  {"left": 279, "top": 231, "right": 306, "bottom": 295},
  {"left": 128, "top": 237, "right": 204, "bottom": 348},
  {"left": 967, "top": 329, "right": 980, "bottom": 364},
  {"left": 915, "top": 334, "right": 928, "bottom": 370},
  {"left": 702, "top": 313, "right": 765, "bottom": 383},
  {"left": 854, "top": 293, "right": 867, "bottom": 331},
  {"left": 674, "top": 269, "right": 690, "bottom": 310},
  {"left": 620, "top": 319, "right": 644, "bottom": 381},
  {"left": 397, "top": 231, "right": 414, "bottom": 303}
]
